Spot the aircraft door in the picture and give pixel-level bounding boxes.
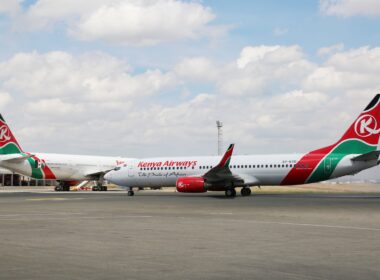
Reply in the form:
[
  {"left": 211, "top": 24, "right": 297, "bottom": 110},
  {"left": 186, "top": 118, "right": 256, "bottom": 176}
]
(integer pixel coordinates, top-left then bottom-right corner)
[{"left": 128, "top": 161, "right": 136, "bottom": 178}]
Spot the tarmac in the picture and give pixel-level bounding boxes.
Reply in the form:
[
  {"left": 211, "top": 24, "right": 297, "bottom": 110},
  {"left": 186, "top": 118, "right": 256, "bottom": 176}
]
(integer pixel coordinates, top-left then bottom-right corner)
[{"left": 0, "top": 188, "right": 380, "bottom": 280}]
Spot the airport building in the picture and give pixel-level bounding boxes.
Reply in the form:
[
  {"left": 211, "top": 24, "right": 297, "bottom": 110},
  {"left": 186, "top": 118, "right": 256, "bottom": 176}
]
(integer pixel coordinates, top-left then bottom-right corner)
[{"left": 0, "top": 168, "right": 55, "bottom": 187}]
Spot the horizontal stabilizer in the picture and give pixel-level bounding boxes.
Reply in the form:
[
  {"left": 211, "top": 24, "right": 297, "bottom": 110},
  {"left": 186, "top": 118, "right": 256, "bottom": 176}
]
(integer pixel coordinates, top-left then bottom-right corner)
[
  {"left": 0, "top": 154, "right": 34, "bottom": 163},
  {"left": 351, "top": 151, "right": 380, "bottom": 162}
]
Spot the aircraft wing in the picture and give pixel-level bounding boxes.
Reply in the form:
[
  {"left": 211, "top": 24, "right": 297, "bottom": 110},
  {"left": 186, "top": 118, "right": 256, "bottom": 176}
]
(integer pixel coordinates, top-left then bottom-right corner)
[
  {"left": 351, "top": 151, "right": 380, "bottom": 162},
  {"left": 202, "top": 144, "right": 256, "bottom": 186},
  {"left": 84, "top": 169, "right": 114, "bottom": 180}
]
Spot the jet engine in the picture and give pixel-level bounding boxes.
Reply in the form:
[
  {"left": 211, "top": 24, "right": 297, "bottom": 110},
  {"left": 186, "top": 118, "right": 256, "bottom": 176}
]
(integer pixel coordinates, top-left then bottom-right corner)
[{"left": 176, "top": 177, "right": 207, "bottom": 193}]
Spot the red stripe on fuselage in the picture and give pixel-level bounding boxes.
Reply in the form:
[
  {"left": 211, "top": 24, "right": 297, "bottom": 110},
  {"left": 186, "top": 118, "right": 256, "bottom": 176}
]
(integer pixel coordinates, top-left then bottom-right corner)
[
  {"left": 41, "top": 161, "right": 56, "bottom": 180},
  {"left": 281, "top": 144, "right": 334, "bottom": 185},
  {"left": 31, "top": 155, "right": 56, "bottom": 180}
]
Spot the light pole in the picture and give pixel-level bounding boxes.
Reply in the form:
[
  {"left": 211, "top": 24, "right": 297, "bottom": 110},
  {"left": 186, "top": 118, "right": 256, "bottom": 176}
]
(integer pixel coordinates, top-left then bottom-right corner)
[{"left": 216, "top": 121, "right": 223, "bottom": 155}]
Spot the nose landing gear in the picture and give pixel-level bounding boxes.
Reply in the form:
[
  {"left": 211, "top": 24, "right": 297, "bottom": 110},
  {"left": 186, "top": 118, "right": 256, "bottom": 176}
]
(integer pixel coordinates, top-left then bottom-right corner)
[{"left": 127, "top": 187, "right": 134, "bottom": 196}]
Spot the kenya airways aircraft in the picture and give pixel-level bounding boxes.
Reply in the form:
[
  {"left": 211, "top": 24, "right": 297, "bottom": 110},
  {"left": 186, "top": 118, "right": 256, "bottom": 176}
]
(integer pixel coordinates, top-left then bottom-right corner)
[
  {"left": 0, "top": 115, "right": 131, "bottom": 191},
  {"left": 105, "top": 94, "right": 380, "bottom": 197}
]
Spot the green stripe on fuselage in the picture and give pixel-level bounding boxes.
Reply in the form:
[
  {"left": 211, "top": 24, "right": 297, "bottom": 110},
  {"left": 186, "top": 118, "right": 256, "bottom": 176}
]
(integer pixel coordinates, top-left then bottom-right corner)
[
  {"left": 27, "top": 157, "right": 44, "bottom": 179},
  {"left": 307, "top": 140, "right": 376, "bottom": 183}
]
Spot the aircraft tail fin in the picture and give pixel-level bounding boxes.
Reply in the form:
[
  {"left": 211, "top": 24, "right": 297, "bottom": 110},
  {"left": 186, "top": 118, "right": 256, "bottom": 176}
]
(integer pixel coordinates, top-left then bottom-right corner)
[
  {"left": 0, "top": 114, "right": 23, "bottom": 155},
  {"left": 334, "top": 94, "right": 380, "bottom": 154}
]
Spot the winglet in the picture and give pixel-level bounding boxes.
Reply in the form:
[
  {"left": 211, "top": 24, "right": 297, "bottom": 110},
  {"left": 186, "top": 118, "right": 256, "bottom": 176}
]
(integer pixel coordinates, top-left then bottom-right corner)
[{"left": 218, "top": 144, "right": 234, "bottom": 168}]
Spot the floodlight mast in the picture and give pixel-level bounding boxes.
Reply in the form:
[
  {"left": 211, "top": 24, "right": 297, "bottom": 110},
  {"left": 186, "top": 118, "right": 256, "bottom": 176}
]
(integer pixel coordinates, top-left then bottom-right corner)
[{"left": 216, "top": 121, "right": 223, "bottom": 156}]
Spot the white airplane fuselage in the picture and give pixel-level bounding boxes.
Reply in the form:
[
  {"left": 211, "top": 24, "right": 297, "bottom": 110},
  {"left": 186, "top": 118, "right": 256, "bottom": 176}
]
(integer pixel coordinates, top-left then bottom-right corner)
[
  {"left": 106, "top": 153, "right": 376, "bottom": 188},
  {"left": 0, "top": 152, "right": 129, "bottom": 181}
]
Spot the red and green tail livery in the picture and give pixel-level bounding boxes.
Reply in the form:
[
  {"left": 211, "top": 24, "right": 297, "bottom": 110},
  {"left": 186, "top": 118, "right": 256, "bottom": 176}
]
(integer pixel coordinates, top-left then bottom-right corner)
[{"left": 282, "top": 94, "right": 380, "bottom": 185}]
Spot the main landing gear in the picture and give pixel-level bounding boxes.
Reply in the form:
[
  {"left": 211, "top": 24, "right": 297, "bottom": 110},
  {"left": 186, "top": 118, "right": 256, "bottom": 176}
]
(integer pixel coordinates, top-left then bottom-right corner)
[
  {"left": 92, "top": 185, "right": 108, "bottom": 191},
  {"left": 224, "top": 187, "right": 252, "bottom": 198},
  {"left": 54, "top": 182, "right": 70, "bottom": 192},
  {"left": 92, "top": 178, "right": 108, "bottom": 191},
  {"left": 225, "top": 188, "right": 236, "bottom": 198},
  {"left": 240, "top": 187, "right": 252, "bottom": 197}
]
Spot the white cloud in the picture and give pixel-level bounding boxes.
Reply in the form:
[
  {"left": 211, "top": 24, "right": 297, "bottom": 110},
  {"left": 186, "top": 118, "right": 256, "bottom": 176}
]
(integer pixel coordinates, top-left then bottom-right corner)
[
  {"left": 320, "top": 0, "right": 380, "bottom": 17},
  {"left": 221, "top": 45, "right": 315, "bottom": 96},
  {"left": 237, "top": 45, "right": 304, "bottom": 69},
  {"left": 174, "top": 57, "right": 218, "bottom": 83},
  {"left": 0, "top": 51, "right": 175, "bottom": 101},
  {"left": 13, "top": 0, "right": 225, "bottom": 46},
  {"left": 317, "top": 43, "right": 344, "bottom": 56},
  {"left": 0, "top": 45, "right": 379, "bottom": 159},
  {"left": 0, "top": 92, "right": 12, "bottom": 109},
  {"left": 0, "top": 0, "right": 20, "bottom": 15},
  {"left": 72, "top": 1, "right": 221, "bottom": 45},
  {"left": 26, "top": 98, "right": 84, "bottom": 115},
  {"left": 305, "top": 47, "right": 380, "bottom": 92}
]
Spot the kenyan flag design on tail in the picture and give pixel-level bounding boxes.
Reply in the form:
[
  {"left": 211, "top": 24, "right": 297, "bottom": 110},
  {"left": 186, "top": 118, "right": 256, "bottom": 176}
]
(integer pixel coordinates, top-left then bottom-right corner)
[
  {"left": 282, "top": 94, "right": 380, "bottom": 185},
  {"left": 0, "top": 114, "right": 23, "bottom": 154},
  {"left": 0, "top": 114, "right": 56, "bottom": 180}
]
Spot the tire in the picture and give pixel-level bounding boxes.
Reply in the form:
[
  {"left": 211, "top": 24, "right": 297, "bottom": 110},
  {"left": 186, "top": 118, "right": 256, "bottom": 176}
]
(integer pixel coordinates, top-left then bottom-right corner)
[
  {"left": 225, "top": 188, "right": 236, "bottom": 198},
  {"left": 54, "top": 186, "right": 61, "bottom": 192},
  {"left": 127, "top": 190, "right": 134, "bottom": 196},
  {"left": 241, "top": 187, "right": 251, "bottom": 197}
]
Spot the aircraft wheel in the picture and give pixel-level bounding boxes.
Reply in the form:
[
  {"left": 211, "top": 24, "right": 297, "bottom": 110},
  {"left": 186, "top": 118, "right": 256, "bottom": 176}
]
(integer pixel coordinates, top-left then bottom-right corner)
[
  {"left": 92, "top": 186, "right": 100, "bottom": 191},
  {"left": 64, "top": 185, "right": 70, "bottom": 192},
  {"left": 127, "top": 190, "right": 134, "bottom": 196},
  {"left": 101, "top": 186, "right": 108, "bottom": 191},
  {"left": 54, "top": 186, "right": 62, "bottom": 192},
  {"left": 225, "top": 188, "right": 236, "bottom": 198},
  {"left": 241, "top": 187, "right": 251, "bottom": 197}
]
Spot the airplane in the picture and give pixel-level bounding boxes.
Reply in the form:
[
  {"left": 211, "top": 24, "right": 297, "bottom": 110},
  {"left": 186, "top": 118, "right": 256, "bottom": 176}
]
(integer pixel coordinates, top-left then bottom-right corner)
[
  {"left": 0, "top": 114, "right": 133, "bottom": 191},
  {"left": 105, "top": 94, "right": 380, "bottom": 198}
]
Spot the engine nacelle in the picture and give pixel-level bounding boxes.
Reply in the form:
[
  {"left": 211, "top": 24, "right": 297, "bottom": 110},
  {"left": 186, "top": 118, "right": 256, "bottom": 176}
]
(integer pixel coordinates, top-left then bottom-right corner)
[{"left": 176, "top": 177, "right": 207, "bottom": 193}]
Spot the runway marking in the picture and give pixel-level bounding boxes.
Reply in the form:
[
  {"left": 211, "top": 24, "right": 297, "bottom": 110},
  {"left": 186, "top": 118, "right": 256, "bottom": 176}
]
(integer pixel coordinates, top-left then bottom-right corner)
[
  {"left": 248, "top": 220, "right": 380, "bottom": 232},
  {"left": 0, "top": 214, "right": 153, "bottom": 221},
  {"left": 26, "top": 198, "right": 84, "bottom": 201},
  {"left": 0, "top": 212, "right": 83, "bottom": 217}
]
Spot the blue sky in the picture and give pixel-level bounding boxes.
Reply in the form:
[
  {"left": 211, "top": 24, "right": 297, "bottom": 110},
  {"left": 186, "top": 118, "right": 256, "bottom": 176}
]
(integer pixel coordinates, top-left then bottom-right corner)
[
  {"left": 0, "top": 0, "right": 380, "bottom": 171},
  {"left": 0, "top": 0, "right": 378, "bottom": 67},
  {"left": 2, "top": 0, "right": 380, "bottom": 64}
]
